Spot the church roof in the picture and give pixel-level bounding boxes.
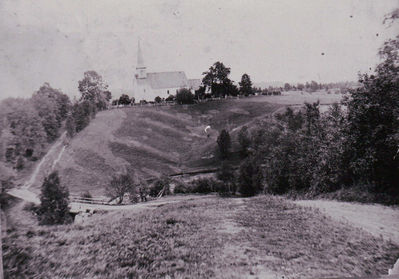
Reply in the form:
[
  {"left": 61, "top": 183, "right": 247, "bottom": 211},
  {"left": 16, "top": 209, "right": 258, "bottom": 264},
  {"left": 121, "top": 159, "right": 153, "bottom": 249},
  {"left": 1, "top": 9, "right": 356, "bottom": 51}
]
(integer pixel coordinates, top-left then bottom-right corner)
[{"left": 147, "top": 71, "right": 189, "bottom": 89}]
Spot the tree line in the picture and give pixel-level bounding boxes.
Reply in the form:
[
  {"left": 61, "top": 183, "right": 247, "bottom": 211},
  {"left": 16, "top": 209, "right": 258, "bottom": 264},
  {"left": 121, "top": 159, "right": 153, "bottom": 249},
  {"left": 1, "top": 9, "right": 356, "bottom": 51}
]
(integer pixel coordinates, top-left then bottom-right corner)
[
  {"left": 0, "top": 70, "right": 112, "bottom": 182},
  {"left": 213, "top": 36, "right": 399, "bottom": 202}
]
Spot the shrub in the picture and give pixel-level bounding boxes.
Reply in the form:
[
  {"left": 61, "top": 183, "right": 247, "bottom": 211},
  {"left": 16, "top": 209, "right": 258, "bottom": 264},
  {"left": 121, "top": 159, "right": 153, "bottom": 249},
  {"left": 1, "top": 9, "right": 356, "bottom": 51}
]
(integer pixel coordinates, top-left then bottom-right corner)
[
  {"left": 217, "top": 129, "right": 231, "bottom": 159},
  {"left": 238, "top": 159, "right": 262, "bottom": 197},
  {"left": 238, "top": 126, "right": 251, "bottom": 158},
  {"left": 176, "top": 88, "right": 194, "bottom": 104},
  {"left": 38, "top": 171, "right": 71, "bottom": 225},
  {"left": 173, "top": 181, "right": 190, "bottom": 194},
  {"left": 15, "top": 156, "right": 24, "bottom": 170},
  {"left": 81, "top": 191, "right": 92, "bottom": 199},
  {"left": 106, "top": 173, "right": 135, "bottom": 204},
  {"left": 216, "top": 162, "right": 237, "bottom": 195},
  {"left": 149, "top": 177, "right": 170, "bottom": 197},
  {"left": 190, "top": 178, "right": 220, "bottom": 194},
  {"left": 154, "top": 96, "right": 162, "bottom": 103},
  {"left": 165, "top": 95, "right": 175, "bottom": 102},
  {"left": 23, "top": 202, "right": 40, "bottom": 214}
]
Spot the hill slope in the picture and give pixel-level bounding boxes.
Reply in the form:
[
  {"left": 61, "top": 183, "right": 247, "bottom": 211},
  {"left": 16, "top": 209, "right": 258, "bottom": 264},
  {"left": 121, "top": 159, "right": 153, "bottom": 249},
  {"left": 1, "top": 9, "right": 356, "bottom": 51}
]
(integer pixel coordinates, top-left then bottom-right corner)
[{"left": 48, "top": 99, "right": 282, "bottom": 195}]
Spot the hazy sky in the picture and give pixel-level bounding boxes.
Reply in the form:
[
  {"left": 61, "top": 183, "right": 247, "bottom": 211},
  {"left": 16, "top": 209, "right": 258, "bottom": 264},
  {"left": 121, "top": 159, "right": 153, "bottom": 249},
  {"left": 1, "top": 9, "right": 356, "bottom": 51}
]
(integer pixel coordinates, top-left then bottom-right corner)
[{"left": 0, "top": 0, "right": 398, "bottom": 100}]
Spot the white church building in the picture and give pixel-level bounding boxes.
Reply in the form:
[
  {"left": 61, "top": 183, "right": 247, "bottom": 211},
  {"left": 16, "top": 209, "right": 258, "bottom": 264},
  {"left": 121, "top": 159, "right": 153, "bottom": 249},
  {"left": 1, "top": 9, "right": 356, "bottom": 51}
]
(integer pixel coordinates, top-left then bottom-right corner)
[{"left": 133, "top": 41, "right": 201, "bottom": 102}]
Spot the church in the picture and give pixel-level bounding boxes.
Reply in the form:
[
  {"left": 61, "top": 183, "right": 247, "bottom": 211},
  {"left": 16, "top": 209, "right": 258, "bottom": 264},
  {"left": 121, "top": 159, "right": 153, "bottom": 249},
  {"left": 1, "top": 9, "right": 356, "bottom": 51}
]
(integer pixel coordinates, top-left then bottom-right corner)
[{"left": 133, "top": 41, "right": 201, "bottom": 102}]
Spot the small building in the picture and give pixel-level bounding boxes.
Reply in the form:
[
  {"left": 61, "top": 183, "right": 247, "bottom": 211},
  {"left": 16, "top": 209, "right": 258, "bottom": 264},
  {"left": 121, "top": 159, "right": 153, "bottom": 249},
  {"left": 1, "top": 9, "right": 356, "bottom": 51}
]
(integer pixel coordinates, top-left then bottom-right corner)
[{"left": 133, "top": 41, "right": 200, "bottom": 102}]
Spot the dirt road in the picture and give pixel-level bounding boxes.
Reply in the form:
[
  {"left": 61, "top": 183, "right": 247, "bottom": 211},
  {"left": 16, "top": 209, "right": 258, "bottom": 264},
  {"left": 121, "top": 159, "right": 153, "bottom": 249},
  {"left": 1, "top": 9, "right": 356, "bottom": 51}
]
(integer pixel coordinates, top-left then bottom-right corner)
[{"left": 293, "top": 199, "right": 399, "bottom": 245}]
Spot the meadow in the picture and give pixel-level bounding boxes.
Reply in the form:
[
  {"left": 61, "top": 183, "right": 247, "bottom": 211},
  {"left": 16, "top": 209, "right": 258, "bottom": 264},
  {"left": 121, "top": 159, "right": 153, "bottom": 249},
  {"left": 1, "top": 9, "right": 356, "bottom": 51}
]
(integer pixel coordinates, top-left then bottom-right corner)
[{"left": 3, "top": 195, "right": 398, "bottom": 278}]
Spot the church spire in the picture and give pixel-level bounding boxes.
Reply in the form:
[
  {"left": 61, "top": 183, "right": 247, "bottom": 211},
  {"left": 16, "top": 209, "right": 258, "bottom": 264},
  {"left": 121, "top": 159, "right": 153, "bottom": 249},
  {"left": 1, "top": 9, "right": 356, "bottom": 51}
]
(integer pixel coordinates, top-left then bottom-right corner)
[
  {"left": 136, "top": 38, "right": 147, "bottom": 79},
  {"left": 137, "top": 39, "right": 145, "bottom": 69}
]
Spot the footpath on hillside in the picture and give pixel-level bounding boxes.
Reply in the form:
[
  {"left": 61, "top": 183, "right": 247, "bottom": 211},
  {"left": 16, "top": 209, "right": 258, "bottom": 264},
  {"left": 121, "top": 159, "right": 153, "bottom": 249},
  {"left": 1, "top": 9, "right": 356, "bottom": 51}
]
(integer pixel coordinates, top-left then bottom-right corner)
[{"left": 294, "top": 199, "right": 399, "bottom": 245}]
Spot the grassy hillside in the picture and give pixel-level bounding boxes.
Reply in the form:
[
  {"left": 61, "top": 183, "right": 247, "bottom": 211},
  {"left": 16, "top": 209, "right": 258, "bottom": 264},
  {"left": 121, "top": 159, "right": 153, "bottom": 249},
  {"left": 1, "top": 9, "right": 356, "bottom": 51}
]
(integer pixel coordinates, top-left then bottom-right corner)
[
  {"left": 4, "top": 195, "right": 398, "bottom": 278},
  {"left": 52, "top": 98, "right": 282, "bottom": 195},
  {"left": 20, "top": 91, "right": 342, "bottom": 196}
]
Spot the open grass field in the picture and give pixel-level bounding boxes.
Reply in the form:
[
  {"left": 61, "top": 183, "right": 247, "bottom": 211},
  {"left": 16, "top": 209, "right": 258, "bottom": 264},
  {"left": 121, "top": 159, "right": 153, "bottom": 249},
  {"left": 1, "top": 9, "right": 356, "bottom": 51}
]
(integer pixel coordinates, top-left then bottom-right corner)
[{"left": 3, "top": 195, "right": 398, "bottom": 278}]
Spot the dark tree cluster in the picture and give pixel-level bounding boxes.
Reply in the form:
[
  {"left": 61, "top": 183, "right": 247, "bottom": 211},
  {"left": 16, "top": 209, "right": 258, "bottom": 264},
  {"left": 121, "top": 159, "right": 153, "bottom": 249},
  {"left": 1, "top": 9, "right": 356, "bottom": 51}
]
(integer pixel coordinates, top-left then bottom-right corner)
[
  {"left": 0, "top": 83, "right": 70, "bottom": 170},
  {"left": 281, "top": 81, "right": 357, "bottom": 93},
  {"left": 38, "top": 171, "right": 71, "bottom": 225},
  {"left": 66, "top": 71, "right": 112, "bottom": 138},
  {"left": 200, "top": 61, "right": 242, "bottom": 99},
  {"left": 175, "top": 88, "right": 194, "bottom": 104}
]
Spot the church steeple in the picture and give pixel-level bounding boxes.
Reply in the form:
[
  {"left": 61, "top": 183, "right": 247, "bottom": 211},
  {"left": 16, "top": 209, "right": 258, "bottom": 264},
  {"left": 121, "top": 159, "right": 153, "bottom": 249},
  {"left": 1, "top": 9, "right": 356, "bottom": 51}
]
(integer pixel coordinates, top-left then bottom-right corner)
[{"left": 136, "top": 39, "right": 146, "bottom": 79}]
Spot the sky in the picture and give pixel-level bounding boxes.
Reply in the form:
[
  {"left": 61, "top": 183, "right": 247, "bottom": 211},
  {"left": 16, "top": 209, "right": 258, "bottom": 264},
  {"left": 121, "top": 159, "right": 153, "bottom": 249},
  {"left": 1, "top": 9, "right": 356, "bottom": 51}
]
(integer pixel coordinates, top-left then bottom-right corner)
[{"left": 0, "top": 0, "right": 398, "bottom": 100}]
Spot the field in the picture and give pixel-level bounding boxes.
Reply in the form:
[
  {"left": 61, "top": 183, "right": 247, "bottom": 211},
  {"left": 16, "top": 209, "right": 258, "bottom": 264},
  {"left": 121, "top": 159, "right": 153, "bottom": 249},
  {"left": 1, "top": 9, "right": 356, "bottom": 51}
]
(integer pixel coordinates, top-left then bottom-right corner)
[{"left": 3, "top": 195, "right": 398, "bottom": 278}]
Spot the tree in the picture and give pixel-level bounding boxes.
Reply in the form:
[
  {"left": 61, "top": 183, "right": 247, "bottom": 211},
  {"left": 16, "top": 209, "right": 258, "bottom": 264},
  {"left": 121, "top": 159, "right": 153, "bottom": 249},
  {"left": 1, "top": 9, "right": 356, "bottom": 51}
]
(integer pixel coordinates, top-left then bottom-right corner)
[
  {"left": 284, "top": 83, "right": 292, "bottom": 91},
  {"left": 343, "top": 35, "right": 399, "bottom": 195},
  {"left": 32, "top": 83, "right": 71, "bottom": 142},
  {"left": 202, "top": 61, "right": 233, "bottom": 97},
  {"left": 106, "top": 173, "right": 135, "bottom": 204},
  {"left": 217, "top": 129, "right": 231, "bottom": 159},
  {"left": 238, "top": 159, "right": 262, "bottom": 197},
  {"left": 154, "top": 96, "right": 162, "bottom": 103},
  {"left": 238, "top": 126, "right": 251, "bottom": 158},
  {"left": 38, "top": 171, "right": 70, "bottom": 225},
  {"left": 216, "top": 161, "right": 236, "bottom": 195},
  {"left": 118, "top": 94, "right": 131, "bottom": 105},
  {"left": 165, "top": 95, "right": 175, "bottom": 102},
  {"left": 65, "top": 114, "right": 76, "bottom": 138},
  {"left": 297, "top": 83, "right": 305, "bottom": 91},
  {"left": 176, "top": 88, "right": 194, "bottom": 104},
  {"left": 5, "top": 100, "right": 47, "bottom": 161},
  {"left": 70, "top": 101, "right": 94, "bottom": 133},
  {"left": 195, "top": 86, "right": 206, "bottom": 100},
  {"left": 239, "top": 73, "right": 253, "bottom": 96},
  {"left": 78, "top": 71, "right": 111, "bottom": 111},
  {"left": 149, "top": 176, "right": 170, "bottom": 197}
]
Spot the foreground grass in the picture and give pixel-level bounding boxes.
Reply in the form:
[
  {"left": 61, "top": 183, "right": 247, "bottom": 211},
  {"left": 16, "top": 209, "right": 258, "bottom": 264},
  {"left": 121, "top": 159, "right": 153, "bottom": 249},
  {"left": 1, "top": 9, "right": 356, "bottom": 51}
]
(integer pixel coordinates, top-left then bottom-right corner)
[
  {"left": 234, "top": 196, "right": 399, "bottom": 278},
  {"left": 3, "top": 195, "right": 399, "bottom": 278}
]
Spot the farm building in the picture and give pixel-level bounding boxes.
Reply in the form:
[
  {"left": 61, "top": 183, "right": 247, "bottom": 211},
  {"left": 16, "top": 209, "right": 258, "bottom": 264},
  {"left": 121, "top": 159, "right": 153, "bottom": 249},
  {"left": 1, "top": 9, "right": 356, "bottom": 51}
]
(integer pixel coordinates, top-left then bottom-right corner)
[{"left": 133, "top": 41, "right": 201, "bottom": 102}]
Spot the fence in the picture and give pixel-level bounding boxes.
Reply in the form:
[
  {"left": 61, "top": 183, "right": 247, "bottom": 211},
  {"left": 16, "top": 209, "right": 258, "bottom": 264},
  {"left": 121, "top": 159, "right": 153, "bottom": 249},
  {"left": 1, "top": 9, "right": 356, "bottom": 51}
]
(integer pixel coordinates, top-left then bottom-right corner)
[{"left": 69, "top": 194, "right": 111, "bottom": 205}]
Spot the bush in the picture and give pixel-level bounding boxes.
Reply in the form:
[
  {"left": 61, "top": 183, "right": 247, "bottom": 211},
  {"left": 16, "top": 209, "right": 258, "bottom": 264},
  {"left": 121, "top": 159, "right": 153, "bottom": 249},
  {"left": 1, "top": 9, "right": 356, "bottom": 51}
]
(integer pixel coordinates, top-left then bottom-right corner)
[
  {"left": 238, "top": 126, "right": 251, "bottom": 158},
  {"left": 176, "top": 88, "right": 194, "bottom": 105},
  {"left": 173, "top": 181, "right": 190, "bottom": 194},
  {"left": 217, "top": 129, "right": 231, "bottom": 159},
  {"left": 190, "top": 178, "right": 220, "bottom": 194},
  {"left": 106, "top": 173, "right": 135, "bottom": 204},
  {"left": 81, "top": 191, "right": 92, "bottom": 199},
  {"left": 216, "top": 162, "right": 237, "bottom": 195},
  {"left": 15, "top": 156, "right": 24, "bottom": 170},
  {"left": 165, "top": 95, "right": 175, "bottom": 102},
  {"left": 154, "top": 96, "right": 162, "bottom": 103},
  {"left": 149, "top": 177, "right": 170, "bottom": 197},
  {"left": 38, "top": 171, "right": 71, "bottom": 225},
  {"left": 238, "top": 159, "right": 262, "bottom": 197},
  {"left": 23, "top": 202, "right": 40, "bottom": 214}
]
